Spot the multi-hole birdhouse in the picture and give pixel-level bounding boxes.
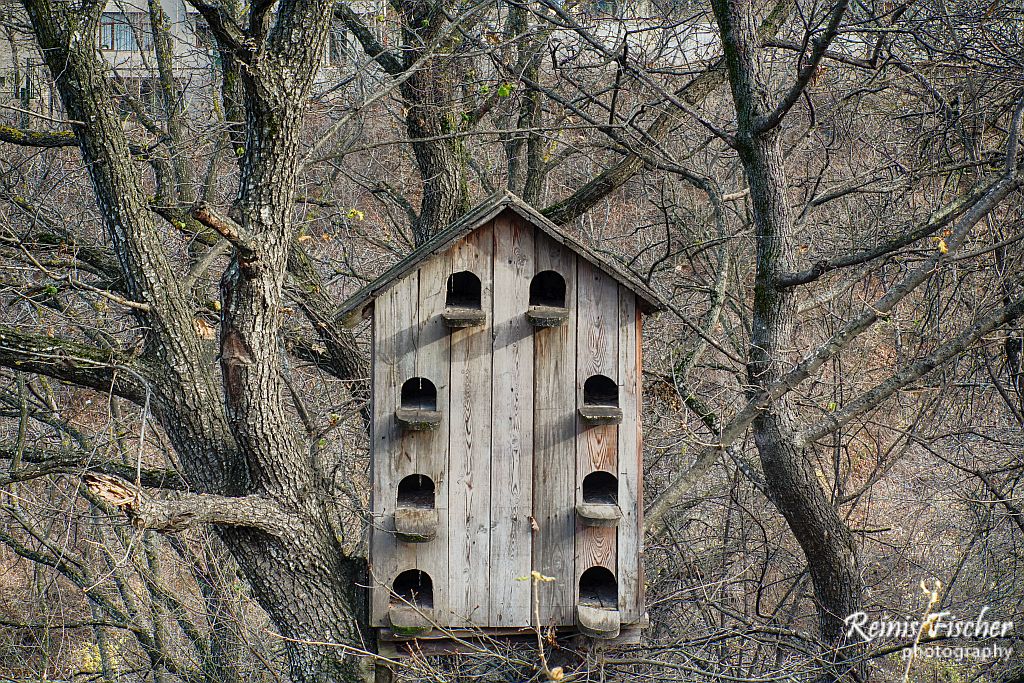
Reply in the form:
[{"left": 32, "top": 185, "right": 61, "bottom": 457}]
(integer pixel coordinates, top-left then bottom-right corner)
[{"left": 338, "top": 193, "right": 666, "bottom": 653}]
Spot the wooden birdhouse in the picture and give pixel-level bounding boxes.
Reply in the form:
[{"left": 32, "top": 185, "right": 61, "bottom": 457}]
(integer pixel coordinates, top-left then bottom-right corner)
[{"left": 338, "top": 193, "right": 666, "bottom": 654}]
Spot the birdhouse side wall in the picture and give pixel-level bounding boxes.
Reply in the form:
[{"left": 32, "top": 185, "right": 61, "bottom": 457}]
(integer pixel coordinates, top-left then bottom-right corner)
[{"left": 369, "top": 253, "right": 452, "bottom": 627}]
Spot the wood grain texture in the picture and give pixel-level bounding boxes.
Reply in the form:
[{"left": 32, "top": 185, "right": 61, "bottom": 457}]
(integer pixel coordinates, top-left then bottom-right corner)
[
  {"left": 370, "top": 274, "right": 419, "bottom": 626},
  {"left": 577, "top": 257, "right": 619, "bottom": 474},
  {"left": 617, "top": 288, "right": 642, "bottom": 623},
  {"left": 575, "top": 260, "right": 619, "bottom": 596},
  {"left": 447, "top": 223, "right": 494, "bottom": 627},
  {"left": 409, "top": 253, "right": 452, "bottom": 621},
  {"left": 532, "top": 233, "right": 577, "bottom": 626},
  {"left": 489, "top": 214, "right": 535, "bottom": 626},
  {"left": 636, "top": 311, "right": 646, "bottom": 618},
  {"left": 368, "top": 214, "right": 648, "bottom": 635}
]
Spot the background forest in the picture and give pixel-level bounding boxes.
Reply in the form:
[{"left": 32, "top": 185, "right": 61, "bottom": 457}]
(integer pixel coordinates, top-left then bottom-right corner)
[{"left": 0, "top": 0, "right": 1022, "bottom": 681}]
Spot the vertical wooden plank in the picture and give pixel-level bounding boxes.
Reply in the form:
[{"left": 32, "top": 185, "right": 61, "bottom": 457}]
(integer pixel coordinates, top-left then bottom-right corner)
[
  {"left": 532, "top": 234, "right": 577, "bottom": 626},
  {"left": 617, "top": 288, "right": 641, "bottom": 623},
  {"left": 489, "top": 214, "right": 535, "bottom": 627},
  {"left": 409, "top": 255, "right": 450, "bottom": 622},
  {"left": 575, "top": 261, "right": 619, "bottom": 603},
  {"left": 447, "top": 223, "right": 494, "bottom": 627},
  {"left": 636, "top": 310, "right": 646, "bottom": 619},
  {"left": 369, "top": 274, "right": 419, "bottom": 626}
]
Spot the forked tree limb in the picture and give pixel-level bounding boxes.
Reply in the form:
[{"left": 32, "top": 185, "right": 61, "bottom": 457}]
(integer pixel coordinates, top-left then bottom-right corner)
[
  {"left": 182, "top": 0, "right": 252, "bottom": 58},
  {"left": 755, "top": 0, "right": 849, "bottom": 134},
  {"left": 646, "top": 162, "right": 1024, "bottom": 533},
  {"left": 191, "top": 201, "right": 256, "bottom": 260},
  {"left": 540, "top": 0, "right": 793, "bottom": 225}
]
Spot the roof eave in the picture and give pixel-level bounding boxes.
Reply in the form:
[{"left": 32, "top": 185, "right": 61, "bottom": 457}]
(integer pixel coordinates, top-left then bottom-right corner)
[{"left": 335, "top": 192, "right": 669, "bottom": 322}]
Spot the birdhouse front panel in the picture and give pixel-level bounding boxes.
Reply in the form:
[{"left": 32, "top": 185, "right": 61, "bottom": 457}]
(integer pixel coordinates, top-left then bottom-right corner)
[{"left": 367, "top": 206, "right": 646, "bottom": 642}]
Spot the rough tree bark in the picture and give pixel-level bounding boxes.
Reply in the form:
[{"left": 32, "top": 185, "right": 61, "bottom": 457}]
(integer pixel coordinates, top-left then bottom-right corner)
[
  {"left": 338, "top": 0, "right": 471, "bottom": 243},
  {"left": 710, "top": 0, "right": 863, "bottom": 666},
  {"left": 503, "top": 3, "right": 545, "bottom": 204},
  {"left": 13, "top": 0, "right": 372, "bottom": 679}
]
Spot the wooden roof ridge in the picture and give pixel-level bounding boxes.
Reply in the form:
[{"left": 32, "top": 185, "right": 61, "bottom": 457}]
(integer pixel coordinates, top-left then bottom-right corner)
[{"left": 337, "top": 191, "right": 668, "bottom": 325}]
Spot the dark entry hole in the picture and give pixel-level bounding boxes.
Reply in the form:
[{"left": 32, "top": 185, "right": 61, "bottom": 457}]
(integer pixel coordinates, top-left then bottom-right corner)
[
  {"left": 582, "top": 471, "right": 618, "bottom": 506},
  {"left": 579, "top": 566, "right": 617, "bottom": 609},
  {"left": 391, "top": 569, "right": 433, "bottom": 607},
  {"left": 584, "top": 375, "right": 618, "bottom": 406},
  {"left": 400, "top": 378, "right": 437, "bottom": 411},
  {"left": 397, "top": 475, "right": 435, "bottom": 509},
  {"left": 529, "top": 270, "right": 566, "bottom": 308},
  {"left": 446, "top": 270, "right": 482, "bottom": 309}
]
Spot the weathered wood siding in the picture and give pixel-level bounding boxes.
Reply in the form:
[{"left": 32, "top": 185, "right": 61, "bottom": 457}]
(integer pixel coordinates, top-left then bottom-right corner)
[
  {"left": 448, "top": 222, "right": 494, "bottom": 627},
  {"left": 369, "top": 210, "right": 644, "bottom": 632},
  {"left": 617, "top": 288, "right": 642, "bottom": 623},
  {"left": 575, "top": 259, "right": 619, "bottom": 600},
  {"left": 369, "top": 274, "right": 420, "bottom": 626},
  {"left": 489, "top": 214, "right": 535, "bottom": 626},
  {"left": 411, "top": 250, "right": 452, "bottom": 622},
  {"left": 532, "top": 232, "right": 578, "bottom": 626}
]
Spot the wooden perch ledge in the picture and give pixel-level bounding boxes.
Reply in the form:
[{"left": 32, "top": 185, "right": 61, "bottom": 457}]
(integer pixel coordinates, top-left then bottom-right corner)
[{"left": 83, "top": 473, "right": 296, "bottom": 536}]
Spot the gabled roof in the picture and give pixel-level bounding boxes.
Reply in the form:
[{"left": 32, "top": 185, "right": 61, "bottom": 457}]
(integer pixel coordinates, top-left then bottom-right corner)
[{"left": 337, "top": 192, "right": 668, "bottom": 324}]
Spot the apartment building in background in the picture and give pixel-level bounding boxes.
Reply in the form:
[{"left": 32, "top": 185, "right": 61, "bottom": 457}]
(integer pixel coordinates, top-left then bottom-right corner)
[
  {"left": 0, "top": 0, "right": 719, "bottom": 127},
  {"left": 0, "top": 0, "right": 361, "bottom": 124}
]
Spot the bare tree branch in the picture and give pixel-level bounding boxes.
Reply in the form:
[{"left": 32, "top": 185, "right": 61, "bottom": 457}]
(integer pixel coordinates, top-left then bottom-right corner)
[
  {"left": 0, "top": 444, "right": 186, "bottom": 489},
  {"left": 334, "top": 3, "right": 404, "bottom": 76},
  {"left": 183, "top": 0, "right": 251, "bottom": 58},
  {"left": 798, "top": 293, "right": 1024, "bottom": 445},
  {"left": 755, "top": 0, "right": 849, "bottom": 134},
  {"left": 775, "top": 172, "right": 1013, "bottom": 288},
  {"left": 647, "top": 82, "right": 1024, "bottom": 535},
  {"left": 84, "top": 473, "right": 297, "bottom": 535},
  {"left": 540, "top": 0, "right": 793, "bottom": 225},
  {"left": 192, "top": 202, "right": 256, "bottom": 260},
  {"left": 0, "top": 123, "right": 76, "bottom": 147},
  {"left": 0, "top": 327, "right": 149, "bottom": 403}
]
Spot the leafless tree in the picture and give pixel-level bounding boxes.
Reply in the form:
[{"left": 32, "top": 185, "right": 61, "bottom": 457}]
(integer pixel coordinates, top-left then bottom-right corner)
[{"left": 1, "top": 0, "right": 1023, "bottom": 681}]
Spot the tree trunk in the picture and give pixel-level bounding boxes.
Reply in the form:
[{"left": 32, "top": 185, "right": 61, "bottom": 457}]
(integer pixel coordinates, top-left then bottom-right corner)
[
  {"left": 711, "top": 0, "right": 863, "bottom": 669},
  {"left": 504, "top": 3, "right": 545, "bottom": 204},
  {"left": 18, "top": 1, "right": 373, "bottom": 680},
  {"left": 398, "top": 0, "right": 470, "bottom": 242}
]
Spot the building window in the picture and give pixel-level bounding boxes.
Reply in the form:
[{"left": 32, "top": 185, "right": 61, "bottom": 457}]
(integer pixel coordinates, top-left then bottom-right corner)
[
  {"left": 7, "top": 73, "right": 33, "bottom": 100},
  {"left": 194, "top": 19, "right": 214, "bottom": 49},
  {"left": 99, "top": 12, "right": 154, "bottom": 51},
  {"left": 328, "top": 24, "right": 349, "bottom": 64},
  {"left": 591, "top": 0, "right": 618, "bottom": 15}
]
